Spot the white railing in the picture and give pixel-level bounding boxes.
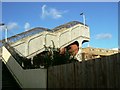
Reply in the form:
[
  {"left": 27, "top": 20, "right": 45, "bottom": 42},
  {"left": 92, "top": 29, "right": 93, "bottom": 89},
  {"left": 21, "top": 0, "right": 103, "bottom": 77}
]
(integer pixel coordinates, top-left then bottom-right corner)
[{"left": 11, "top": 23, "right": 90, "bottom": 59}]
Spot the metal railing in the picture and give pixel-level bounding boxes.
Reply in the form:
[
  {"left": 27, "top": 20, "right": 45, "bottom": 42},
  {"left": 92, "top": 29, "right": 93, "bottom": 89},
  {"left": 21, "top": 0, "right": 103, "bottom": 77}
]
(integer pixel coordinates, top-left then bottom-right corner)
[
  {"left": 0, "top": 21, "right": 86, "bottom": 47},
  {"left": 6, "top": 27, "right": 51, "bottom": 43},
  {"left": 52, "top": 21, "right": 88, "bottom": 31}
]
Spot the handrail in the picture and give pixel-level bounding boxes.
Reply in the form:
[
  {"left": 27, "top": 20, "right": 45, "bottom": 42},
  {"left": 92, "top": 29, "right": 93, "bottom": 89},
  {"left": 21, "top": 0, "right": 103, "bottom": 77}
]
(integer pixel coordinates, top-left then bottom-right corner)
[
  {"left": 0, "top": 21, "right": 86, "bottom": 47},
  {"left": 0, "top": 27, "right": 51, "bottom": 44},
  {"left": 52, "top": 21, "right": 88, "bottom": 31}
]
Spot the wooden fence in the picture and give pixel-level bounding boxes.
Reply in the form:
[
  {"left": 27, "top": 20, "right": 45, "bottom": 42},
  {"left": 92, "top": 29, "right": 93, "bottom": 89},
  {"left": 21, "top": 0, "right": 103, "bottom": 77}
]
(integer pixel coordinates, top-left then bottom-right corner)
[{"left": 48, "top": 53, "right": 120, "bottom": 88}]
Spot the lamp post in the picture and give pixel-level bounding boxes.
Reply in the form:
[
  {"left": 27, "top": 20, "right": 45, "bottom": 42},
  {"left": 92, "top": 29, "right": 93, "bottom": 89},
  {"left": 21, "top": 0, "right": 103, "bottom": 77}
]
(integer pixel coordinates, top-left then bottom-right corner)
[
  {"left": 5, "top": 25, "right": 8, "bottom": 42},
  {"left": 80, "top": 13, "right": 90, "bottom": 47},
  {"left": 0, "top": 23, "right": 4, "bottom": 41},
  {"left": 0, "top": 23, "right": 5, "bottom": 26},
  {"left": 80, "top": 13, "right": 86, "bottom": 27},
  {"left": 0, "top": 23, "right": 8, "bottom": 42},
  {"left": 80, "top": 13, "right": 86, "bottom": 61}
]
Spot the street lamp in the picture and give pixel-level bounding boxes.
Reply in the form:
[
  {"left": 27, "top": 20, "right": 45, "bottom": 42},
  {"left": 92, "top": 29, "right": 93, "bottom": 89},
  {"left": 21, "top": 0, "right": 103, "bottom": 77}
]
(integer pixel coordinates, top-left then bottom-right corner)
[
  {"left": 0, "top": 23, "right": 4, "bottom": 41},
  {"left": 0, "top": 23, "right": 5, "bottom": 26},
  {"left": 80, "top": 13, "right": 86, "bottom": 27},
  {"left": 80, "top": 13, "right": 90, "bottom": 47},
  {"left": 0, "top": 23, "right": 8, "bottom": 42}
]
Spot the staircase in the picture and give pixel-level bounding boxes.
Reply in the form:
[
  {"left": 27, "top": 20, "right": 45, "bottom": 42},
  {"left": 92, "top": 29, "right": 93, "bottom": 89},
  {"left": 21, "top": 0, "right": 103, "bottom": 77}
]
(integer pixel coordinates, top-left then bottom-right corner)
[
  {"left": 2, "top": 62, "right": 21, "bottom": 89},
  {"left": 1, "top": 21, "right": 90, "bottom": 88},
  {"left": 0, "top": 49, "right": 20, "bottom": 89}
]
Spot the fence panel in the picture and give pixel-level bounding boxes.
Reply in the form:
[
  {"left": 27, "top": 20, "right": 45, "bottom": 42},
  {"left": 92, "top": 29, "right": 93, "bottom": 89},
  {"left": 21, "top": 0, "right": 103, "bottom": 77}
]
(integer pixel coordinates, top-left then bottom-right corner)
[
  {"left": 48, "top": 63, "right": 75, "bottom": 88},
  {"left": 116, "top": 53, "right": 120, "bottom": 88},
  {"left": 47, "top": 53, "right": 120, "bottom": 88}
]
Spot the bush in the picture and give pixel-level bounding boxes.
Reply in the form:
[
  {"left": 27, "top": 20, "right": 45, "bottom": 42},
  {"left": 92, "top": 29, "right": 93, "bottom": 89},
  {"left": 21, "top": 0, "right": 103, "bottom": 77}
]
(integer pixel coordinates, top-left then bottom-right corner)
[{"left": 23, "top": 41, "right": 78, "bottom": 69}]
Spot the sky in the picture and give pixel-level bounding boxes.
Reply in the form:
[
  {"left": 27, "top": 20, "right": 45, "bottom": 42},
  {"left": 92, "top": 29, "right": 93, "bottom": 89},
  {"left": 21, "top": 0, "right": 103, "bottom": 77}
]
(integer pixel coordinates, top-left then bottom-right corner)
[{"left": 1, "top": 2, "right": 118, "bottom": 49}]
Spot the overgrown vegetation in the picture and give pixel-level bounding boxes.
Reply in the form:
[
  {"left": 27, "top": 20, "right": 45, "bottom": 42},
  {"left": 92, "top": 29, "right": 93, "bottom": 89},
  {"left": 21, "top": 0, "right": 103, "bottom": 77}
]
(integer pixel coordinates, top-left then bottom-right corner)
[
  {"left": 31, "top": 41, "right": 77, "bottom": 69},
  {"left": 23, "top": 41, "right": 78, "bottom": 69},
  {"left": 4, "top": 42, "right": 78, "bottom": 69}
]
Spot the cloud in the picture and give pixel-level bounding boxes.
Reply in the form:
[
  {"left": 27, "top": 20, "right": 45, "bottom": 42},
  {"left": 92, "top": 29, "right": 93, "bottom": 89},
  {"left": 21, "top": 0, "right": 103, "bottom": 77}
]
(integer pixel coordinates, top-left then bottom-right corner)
[
  {"left": 49, "top": 8, "right": 62, "bottom": 19},
  {"left": 111, "top": 48, "right": 118, "bottom": 50},
  {"left": 0, "top": 22, "right": 19, "bottom": 40},
  {"left": 0, "top": 26, "right": 4, "bottom": 31},
  {"left": 95, "top": 33, "right": 112, "bottom": 39},
  {"left": 0, "top": 22, "right": 19, "bottom": 34},
  {"left": 7, "top": 22, "right": 19, "bottom": 30},
  {"left": 41, "top": 4, "right": 67, "bottom": 19},
  {"left": 24, "top": 22, "right": 30, "bottom": 31},
  {"left": 41, "top": 5, "right": 48, "bottom": 19}
]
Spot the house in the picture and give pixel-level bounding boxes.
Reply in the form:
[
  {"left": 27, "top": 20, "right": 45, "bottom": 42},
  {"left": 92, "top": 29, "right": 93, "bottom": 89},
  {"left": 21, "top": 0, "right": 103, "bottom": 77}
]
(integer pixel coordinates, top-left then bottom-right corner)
[{"left": 82, "top": 47, "right": 118, "bottom": 60}]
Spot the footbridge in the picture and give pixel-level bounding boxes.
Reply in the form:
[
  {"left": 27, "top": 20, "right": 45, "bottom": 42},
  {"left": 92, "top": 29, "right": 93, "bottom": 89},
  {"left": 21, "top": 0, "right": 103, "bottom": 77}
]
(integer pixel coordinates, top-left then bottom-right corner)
[
  {"left": 0, "top": 21, "right": 90, "bottom": 88},
  {"left": 2, "top": 21, "right": 90, "bottom": 58}
]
